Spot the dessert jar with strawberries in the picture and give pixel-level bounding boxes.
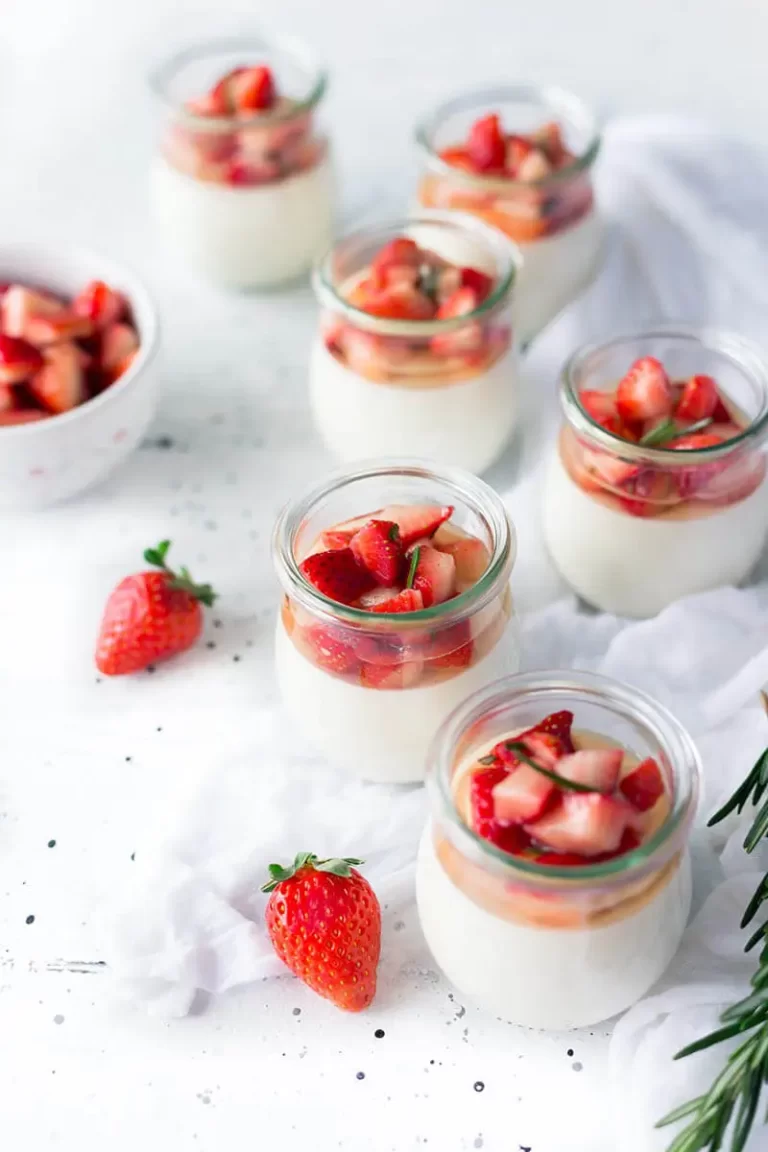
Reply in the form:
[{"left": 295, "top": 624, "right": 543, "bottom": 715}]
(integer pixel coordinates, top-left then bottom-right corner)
[
  {"left": 543, "top": 328, "right": 768, "bottom": 617},
  {"left": 310, "top": 215, "right": 521, "bottom": 474},
  {"left": 149, "top": 36, "right": 333, "bottom": 289},
  {"left": 272, "top": 460, "right": 519, "bottom": 783},
  {"left": 415, "top": 86, "right": 602, "bottom": 346},
  {"left": 417, "top": 670, "right": 700, "bottom": 1029}
]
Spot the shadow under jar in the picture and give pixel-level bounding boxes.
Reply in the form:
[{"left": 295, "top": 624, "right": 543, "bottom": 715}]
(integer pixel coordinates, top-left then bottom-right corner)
[
  {"left": 272, "top": 460, "right": 519, "bottom": 783},
  {"left": 415, "top": 85, "right": 603, "bottom": 347},
  {"left": 543, "top": 328, "right": 768, "bottom": 618},
  {"left": 310, "top": 214, "right": 521, "bottom": 475},
  {"left": 149, "top": 35, "right": 333, "bottom": 289},
  {"left": 417, "top": 671, "right": 700, "bottom": 1030}
]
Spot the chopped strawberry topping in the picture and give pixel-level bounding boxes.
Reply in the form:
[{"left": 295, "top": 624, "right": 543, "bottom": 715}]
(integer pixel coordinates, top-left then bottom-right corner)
[
  {"left": 73, "top": 280, "right": 126, "bottom": 329},
  {"left": 370, "top": 238, "right": 421, "bottom": 286},
  {"left": 526, "top": 793, "right": 630, "bottom": 857},
  {"left": 377, "top": 504, "right": 453, "bottom": 547},
  {"left": 304, "top": 625, "right": 359, "bottom": 675},
  {"left": 492, "top": 765, "right": 555, "bottom": 823},
  {"left": 29, "top": 343, "right": 85, "bottom": 414},
  {"left": 555, "top": 748, "right": 623, "bottom": 792},
  {"left": 579, "top": 389, "right": 619, "bottom": 428},
  {"left": 100, "top": 322, "right": 140, "bottom": 371},
  {"left": 470, "top": 766, "right": 532, "bottom": 854},
  {"left": 360, "top": 657, "right": 424, "bottom": 689},
  {"left": 319, "top": 529, "right": 354, "bottom": 551},
  {"left": 435, "top": 536, "right": 489, "bottom": 588},
  {"left": 532, "top": 122, "right": 567, "bottom": 165},
  {"left": 675, "top": 374, "right": 718, "bottom": 422},
  {"left": 230, "top": 65, "right": 275, "bottom": 113},
  {"left": 459, "top": 267, "right": 494, "bottom": 301},
  {"left": 516, "top": 149, "right": 552, "bottom": 182},
  {"left": 435, "top": 287, "right": 479, "bottom": 321},
  {"left": 0, "top": 334, "right": 44, "bottom": 385},
  {"left": 411, "top": 545, "right": 456, "bottom": 607},
  {"left": 299, "top": 547, "right": 374, "bottom": 605},
  {"left": 616, "top": 357, "right": 672, "bottom": 424},
  {"left": 467, "top": 114, "right": 506, "bottom": 172},
  {"left": 351, "top": 520, "right": 404, "bottom": 585},
  {"left": 494, "top": 710, "right": 575, "bottom": 767},
  {"left": 370, "top": 588, "right": 424, "bottom": 613},
  {"left": 619, "top": 758, "right": 665, "bottom": 811}
]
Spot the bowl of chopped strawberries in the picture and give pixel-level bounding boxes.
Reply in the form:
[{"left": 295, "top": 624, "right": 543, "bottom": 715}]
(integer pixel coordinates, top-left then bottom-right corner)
[{"left": 0, "top": 243, "right": 159, "bottom": 510}]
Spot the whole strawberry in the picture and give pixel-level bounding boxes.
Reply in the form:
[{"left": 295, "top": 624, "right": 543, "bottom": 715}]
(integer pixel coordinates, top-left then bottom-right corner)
[
  {"left": 262, "top": 853, "right": 381, "bottom": 1012},
  {"left": 95, "top": 540, "right": 216, "bottom": 675}
]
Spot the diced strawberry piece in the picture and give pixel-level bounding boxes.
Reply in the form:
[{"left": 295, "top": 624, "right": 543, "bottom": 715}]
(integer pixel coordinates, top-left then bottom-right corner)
[
  {"left": 319, "top": 529, "right": 354, "bottom": 551},
  {"left": 579, "top": 389, "right": 618, "bottom": 426},
  {"left": 73, "top": 280, "right": 126, "bottom": 329},
  {"left": 1, "top": 285, "right": 64, "bottom": 338},
  {"left": 377, "top": 504, "right": 453, "bottom": 547},
  {"left": 360, "top": 657, "right": 424, "bottom": 689},
  {"left": 100, "top": 322, "right": 140, "bottom": 371},
  {"left": 505, "top": 134, "right": 534, "bottom": 174},
  {"left": 332, "top": 513, "right": 381, "bottom": 536},
  {"left": 712, "top": 395, "right": 733, "bottom": 423},
  {"left": 25, "top": 310, "right": 94, "bottom": 346},
  {"left": 0, "top": 383, "right": 14, "bottom": 411},
  {"left": 582, "top": 446, "right": 641, "bottom": 488},
  {"left": 299, "top": 547, "right": 375, "bottom": 605},
  {"left": 0, "top": 334, "right": 44, "bottom": 384},
  {"left": 492, "top": 764, "right": 556, "bottom": 824},
  {"left": 619, "top": 757, "right": 665, "bottom": 811},
  {"left": 370, "top": 238, "right": 421, "bottom": 287},
  {"left": 670, "top": 432, "right": 724, "bottom": 451},
  {"left": 430, "top": 635, "right": 474, "bottom": 669},
  {"left": 411, "top": 545, "right": 456, "bottom": 607},
  {"left": 460, "top": 267, "right": 494, "bottom": 301},
  {"left": 467, "top": 114, "right": 506, "bottom": 172},
  {"left": 526, "top": 793, "right": 630, "bottom": 857},
  {"left": 516, "top": 149, "right": 553, "bottom": 182},
  {"left": 349, "top": 279, "right": 434, "bottom": 321},
  {"left": 556, "top": 748, "right": 623, "bottom": 792},
  {"left": 470, "top": 765, "right": 532, "bottom": 854},
  {"left": 532, "top": 122, "right": 567, "bottom": 165},
  {"left": 617, "top": 469, "right": 677, "bottom": 516},
  {"left": 535, "top": 851, "right": 591, "bottom": 867},
  {"left": 28, "top": 343, "right": 85, "bottom": 414},
  {"left": 432, "top": 287, "right": 482, "bottom": 356},
  {"left": 493, "top": 709, "right": 575, "bottom": 769},
  {"left": 369, "top": 588, "right": 424, "bottom": 613},
  {"left": 0, "top": 408, "right": 49, "bottom": 426},
  {"left": 350, "top": 519, "right": 404, "bottom": 585},
  {"left": 435, "top": 287, "right": 479, "bottom": 321},
  {"left": 675, "top": 374, "right": 718, "bottom": 422},
  {"left": 358, "top": 586, "right": 405, "bottom": 609},
  {"left": 435, "top": 536, "right": 489, "bottom": 588},
  {"left": 230, "top": 65, "right": 275, "bottom": 113},
  {"left": 438, "top": 146, "right": 477, "bottom": 173},
  {"left": 616, "top": 357, "right": 672, "bottom": 424},
  {"left": 303, "top": 625, "right": 359, "bottom": 675}
]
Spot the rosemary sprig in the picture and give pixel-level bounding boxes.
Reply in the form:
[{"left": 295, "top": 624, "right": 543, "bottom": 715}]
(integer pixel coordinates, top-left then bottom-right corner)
[
  {"left": 495, "top": 741, "right": 597, "bottom": 794},
  {"left": 640, "top": 416, "right": 713, "bottom": 448},
  {"left": 405, "top": 546, "right": 420, "bottom": 590},
  {"left": 657, "top": 692, "right": 768, "bottom": 1152}
]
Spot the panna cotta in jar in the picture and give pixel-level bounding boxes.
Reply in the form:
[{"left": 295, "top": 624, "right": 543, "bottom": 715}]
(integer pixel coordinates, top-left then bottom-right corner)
[
  {"left": 417, "top": 671, "right": 700, "bottom": 1029},
  {"left": 272, "top": 460, "right": 519, "bottom": 783},
  {"left": 150, "top": 36, "right": 333, "bottom": 288},
  {"left": 543, "top": 329, "right": 768, "bottom": 617},
  {"left": 310, "top": 215, "right": 521, "bottom": 474},
  {"left": 415, "top": 86, "right": 603, "bottom": 345}
]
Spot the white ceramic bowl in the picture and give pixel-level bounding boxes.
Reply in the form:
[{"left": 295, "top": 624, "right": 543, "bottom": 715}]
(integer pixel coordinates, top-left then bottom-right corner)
[{"left": 0, "top": 243, "right": 160, "bottom": 511}]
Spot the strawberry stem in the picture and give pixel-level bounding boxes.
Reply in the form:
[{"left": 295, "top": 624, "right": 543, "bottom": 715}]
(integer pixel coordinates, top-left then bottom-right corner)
[
  {"left": 143, "top": 540, "right": 217, "bottom": 607},
  {"left": 261, "top": 852, "right": 364, "bottom": 893}
]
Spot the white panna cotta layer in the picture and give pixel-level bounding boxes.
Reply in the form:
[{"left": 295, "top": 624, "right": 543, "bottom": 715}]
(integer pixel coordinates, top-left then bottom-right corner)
[
  {"left": 416, "top": 827, "right": 692, "bottom": 1029},
  {"left": 513, "top": 211, "right": 603, "bottom": 345},
  {"left": 274, "top": 615, "right": 520, "bottom": 783},
  {"left": 543, "top": 449, "right": 768, "bottom": 617},
  {"left": 309, "top": 340, "right": 520, "bottom": 474},
  {"left": 151, "top": 153, "right": 334, "bottom": 288}
]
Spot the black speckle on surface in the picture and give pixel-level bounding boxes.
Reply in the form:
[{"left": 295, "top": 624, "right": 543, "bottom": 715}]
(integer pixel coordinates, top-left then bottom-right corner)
[
  {"left": 292, "top": 1007, "right": 301, "bottom": 1016},
  {"left": 130, "top": 853, "right": 136, "bottom": 862},
  {"left": 374, "top": 1028, "right": 385, "bottom": 1039},
  {"left": 356, "top": 1071, "right": 365, "bottom": 1081},
  {"left": 156, "top": 727, "right": 162, "bottom": 732},
  {"left": 572, "top": 1061, "right": 583, "bottom": 1072},
  {"left": 206, "top": 641, "right": 216, "bottom": 650},
  {"left": 213, "top": 619, "right": 222, "bottom": 629},
  {"left": 53, "top": 1014, "right": 65, "bottom": 1025},
  {"left": 233, "top": 655, "right": 241, "bottom": 663},
  {"left": 47, "top": 840, "right": 56, "bottom": 849},
  {"left": 146, "top": 665, "right": 156, "bottom": 674},
  {"left": 156, "top": 436, "right": 175, "bottom": 449},
  {"left": 26, "top": 915, "right": 35, "bottom": 925},
  {"left": 567, "top": 1048, "right": 574, "bottom": 1057},
  {"left": 125, "top": 756, "right": 132, "bottom": 763},
  {"left": 519, "top": 1146, "right": 532, "bottom": 1151},
  {"left": 473, "top": 1081, "right": 484, "bottom": 1093},
  {"left": 95, "top": 678, "right": 102, "bottom": 685},
  {"left": 429, "top": 1059, "right": 435, "bottom": 1065}
]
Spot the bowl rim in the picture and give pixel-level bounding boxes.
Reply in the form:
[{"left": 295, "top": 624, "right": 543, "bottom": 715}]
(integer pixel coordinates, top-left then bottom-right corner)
[{"left": 0, "top": 241, "right": 160, "bottom": 438}]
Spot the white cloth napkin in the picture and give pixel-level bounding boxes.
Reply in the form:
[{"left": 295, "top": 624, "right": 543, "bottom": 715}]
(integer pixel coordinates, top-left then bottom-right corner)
[{"left": 111, "top": 116, "right": 768, "bottom": 1150}]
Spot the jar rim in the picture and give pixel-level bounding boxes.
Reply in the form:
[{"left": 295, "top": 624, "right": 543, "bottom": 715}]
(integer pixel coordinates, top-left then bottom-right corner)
[
  {"left": 148, "top": 34, "right": 327, "bottom": 128},
  {"left": 427, "top": 669, "right": 701, "bottom": 888},
  {"left": 271, "top": 457, "right": 516, "bottom": 628},
  {"left": 561, "top": 325, "right": 768, "bottom": 463},
  {"left": 311, "top": 211, "right": 521, "bottom": 337},
  {"left": 415, "top": 84, "right": 601, "bottom": 191}
]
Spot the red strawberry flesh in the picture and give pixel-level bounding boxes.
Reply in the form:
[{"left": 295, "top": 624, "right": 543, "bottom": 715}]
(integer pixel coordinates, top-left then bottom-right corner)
[
  {"left": 299, "top": 547, "right": 374, "bottom": 605},
  {"left": 350, "top": 520, "right": 404, "bottom": 585},
  {"left": 616, "top": 357, "right": 672, "bottom": 424},
  {"left": 377, "top": 504, "right": 453, "bottom": 547},
  {"left": 526, "top": 793, "right": 630, "bottom": 856},
  {"left": 619, "top": 757, "right": 665, "bottom": 811}
]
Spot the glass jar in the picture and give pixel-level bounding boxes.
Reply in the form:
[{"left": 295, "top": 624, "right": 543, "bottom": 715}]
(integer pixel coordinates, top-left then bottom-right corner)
[
  {"left": 310, "top": 213, "right": 521, "bottom": 475},
  {"left": 543, "top": 327, "right": 768, "bottom": 617},
  {"left": 149, "top": 35, "right": 333, "bottom": 289},
  {"left": 415, "top": 85, "right": 603, "bottom": 347},
  {"left": 272, "top": 459, "right": 519, "bottom": 783},
  {"left": 417, "top": 670, "right": 700, "bottom": 1029}
]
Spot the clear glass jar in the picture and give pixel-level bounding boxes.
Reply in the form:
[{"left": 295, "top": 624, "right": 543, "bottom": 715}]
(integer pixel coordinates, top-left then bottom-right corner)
[
  {"left": 149, "top": 35, "right": 333, "bottom": 289},
  {"left": 310, "top": 213, "right": 521, "bottom": 475},
  {"left": 543, "top": 327, "right": 768, "bottom": 617},
  {"left": 272, "top": 459, "right": 519, "bottom": 783},
  {"left": 415, "top": 85, "right": 603, "bottom": 346},
  {"left": 417, "top": 670, "right": 700, "bottom": 1029}
]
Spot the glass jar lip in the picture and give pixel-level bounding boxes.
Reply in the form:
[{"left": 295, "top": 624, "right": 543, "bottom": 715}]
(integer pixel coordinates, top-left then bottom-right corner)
[
  {"left": 415, "top": 84, "right": 601, "bottom": 191},
  {"left": 271, "top": 457, "right": 516, "bottom": 627},
  {"left": 561, "top": 325, "right": 768, "bottom": 463},
  {"left": 311, "top": 211, "right": 522, "bottom": 337},
  {"left": 148, "top": 34, "right": 327, "bottom": 128},
  {"left": 427, "top": 669, "right": 701, "bottom": 887}
]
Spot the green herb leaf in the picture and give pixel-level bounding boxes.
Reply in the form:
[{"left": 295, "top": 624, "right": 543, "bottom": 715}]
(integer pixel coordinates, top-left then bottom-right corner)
[
  {"left": 640, "top": 416, "right": 713, "bottom": 448},
  {"left": 504, "top": 741, "right": 597, "bottom": 794},
  {"left": 405, "top": 547, "right": 420, "bottom": 590},
  {"left": 478, "top": 754, "right": 498, "bottom": 766}
]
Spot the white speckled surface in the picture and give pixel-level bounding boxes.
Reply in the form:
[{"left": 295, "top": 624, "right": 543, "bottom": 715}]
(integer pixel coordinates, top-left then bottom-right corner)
[{"left": 3, "top": 0, "right": 768, "bottom": 1149}]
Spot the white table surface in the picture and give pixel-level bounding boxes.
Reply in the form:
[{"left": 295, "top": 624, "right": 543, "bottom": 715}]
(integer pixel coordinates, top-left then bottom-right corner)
[{"left": 3, "top": 1, "right": 766, "bottom": 1149}]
